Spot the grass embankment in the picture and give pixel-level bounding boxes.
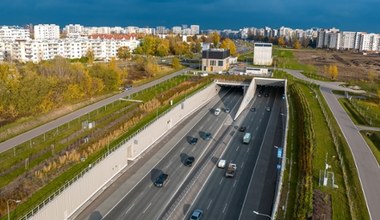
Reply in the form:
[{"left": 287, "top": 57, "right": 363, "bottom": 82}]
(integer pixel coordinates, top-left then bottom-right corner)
[
  {"left": 338, "top": 98, "right": 369, "bottom": 125},
  {"left": 2, "top": 75, "right": 211, "bottom": 219},
  {"left": 361, "top": 131, "right": 380, "bottom": 165},
  {"left": 274, "top": 70, "right": 367, "bottom": 220},
  {"left": 274, "top": 48, "right": 331, "bottom": 81},
  {"left": 237, "top": 51, "right": 253, "bottom": 63}
]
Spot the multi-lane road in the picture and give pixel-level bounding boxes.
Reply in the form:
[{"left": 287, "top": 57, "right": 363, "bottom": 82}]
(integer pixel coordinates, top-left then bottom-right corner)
[{"left": 76, "top": 85, "right": 285, "bottom": 220}]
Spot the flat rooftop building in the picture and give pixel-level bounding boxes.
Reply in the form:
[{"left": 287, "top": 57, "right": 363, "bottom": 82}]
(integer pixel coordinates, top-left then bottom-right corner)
[{"left": 253, "top": 43, "right": 273, "bottom": 66}]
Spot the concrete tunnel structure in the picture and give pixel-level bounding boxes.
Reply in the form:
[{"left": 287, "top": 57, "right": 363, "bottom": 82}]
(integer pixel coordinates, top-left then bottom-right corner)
[{"left": 215, "top": 77, "right": 287, "bottom": 120}]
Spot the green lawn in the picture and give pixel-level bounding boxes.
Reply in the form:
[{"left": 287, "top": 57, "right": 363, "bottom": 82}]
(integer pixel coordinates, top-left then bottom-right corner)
[
  {"left": 338, "top": 98, "right": 369, "bottom": 125},
  {"left": 275, "top": 70, "right": 368, "bottom": 220},
  {"left": 361, "top": 131, "right": 380, "bottom": 166}
]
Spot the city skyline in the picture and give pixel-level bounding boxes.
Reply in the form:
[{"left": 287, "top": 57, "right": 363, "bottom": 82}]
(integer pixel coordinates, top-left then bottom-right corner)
[{"left": 0, "top": 0, "right": 379, "bottom": 33}]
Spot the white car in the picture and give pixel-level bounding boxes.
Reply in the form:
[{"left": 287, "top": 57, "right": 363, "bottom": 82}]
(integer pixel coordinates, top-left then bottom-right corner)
[
  {"left": 214, "top": 108, "right": 221, "bottom": 115},
  {"left": 218, "top": 159, "right": 226, "bottom": 168}
]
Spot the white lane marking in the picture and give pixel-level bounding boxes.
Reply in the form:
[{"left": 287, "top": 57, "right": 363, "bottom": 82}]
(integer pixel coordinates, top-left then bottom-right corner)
[
  {"left": 236, "top": 146, "right": 240, "bottom": 152},
  {"left": 142, "top": 202, "right": 151, "bottom": 214},
  {"left": 233, "top": 180, "right": 237, "bottom": 188},
  {"left": 125, "top": 203, "right": 135, "bottom": 214},
  {"left": 241, "top": 162, "right": 245, "bottom": 168},
  {"left": 219, "top": 178, "right": 223, "bottom": 185},
  {"left": 222, "top": 203, "right": 228, "bottom": 213},
  {"left": 259, "top": 118, "right": 262, "bottom": 122},
  {"left": 207, "top": 200, "right": 213, "bottom": 210},
  {"left": 247, "top": 148, "right": 250, "bottom": 153},
  {"left": 256, "top": 126, "right": 259, "bottom": 131}
]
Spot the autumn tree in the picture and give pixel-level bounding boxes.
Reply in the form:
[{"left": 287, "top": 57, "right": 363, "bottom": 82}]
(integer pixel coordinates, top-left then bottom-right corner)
[
  {"left": 156, "top": 39, "right": 170, "bottom": 57},
  {"left": 86, "top": 49, "right": 95, "bottom": 64},
  {"left": 278, "top": 37, "right": 286, "bottom": 47},
  {"left": 117, "top": 46, "right": 131, "bottom": 60},
  {"left": 293, "top": 39, "right": 302, "bottom": 49},
  {"left": 328, "top": 64, "right": 339, "bottom": 80},
  {"left": 210, "top": 32, "right": 220, "bottom": 48},
  {"left": 172, "top": 57, "right": 181, "bottom": 69},
  {"left": 220, "top": 38, "right": 237, "bottom": 56}
]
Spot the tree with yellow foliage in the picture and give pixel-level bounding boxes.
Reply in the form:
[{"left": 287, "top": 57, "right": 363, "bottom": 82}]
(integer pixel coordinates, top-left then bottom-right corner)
[
  {"left": 328, "top": 64, "right": 339, "bottom": 80},
  {"left": 220, "top": 38, "right": 237, "bottom": 56}
]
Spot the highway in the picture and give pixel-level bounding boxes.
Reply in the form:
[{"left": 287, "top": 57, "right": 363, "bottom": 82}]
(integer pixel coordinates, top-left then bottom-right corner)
[
  {"left": 0, "top": 68, "right": 190, "bottom": 154},
  {"left": 101, "top": 88, "right": 242, "bottom": 220},
  {"left": 184, "top": 87, "right": 284, "bottom": 220},
  {"left": 75, "top": 85, "right": 285, "bottom": 220}
]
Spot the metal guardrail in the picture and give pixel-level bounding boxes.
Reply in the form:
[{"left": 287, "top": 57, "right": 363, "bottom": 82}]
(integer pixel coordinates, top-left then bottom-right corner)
[{"left": 19, "top": 81, "right": 213, "bottom": 220}]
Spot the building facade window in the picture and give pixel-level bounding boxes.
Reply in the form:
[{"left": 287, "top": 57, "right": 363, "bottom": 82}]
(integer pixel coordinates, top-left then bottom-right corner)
[
  {"left": 210, "top": 60, "right": 216, "bottom": 66},
  {"left": 218, "top": 61, "right": 223, "bottom": 66}
]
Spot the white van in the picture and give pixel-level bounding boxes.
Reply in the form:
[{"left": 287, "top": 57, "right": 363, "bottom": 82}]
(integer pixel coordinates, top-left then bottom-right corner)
[
  {"left": 214, "top": 108, "right": 221, "bottom": 115},
  {"left": 218, "top": 159, "right": 226, "bottom": 168}
]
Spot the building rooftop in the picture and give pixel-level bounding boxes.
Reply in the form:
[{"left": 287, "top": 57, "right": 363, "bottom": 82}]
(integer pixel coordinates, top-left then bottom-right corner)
[{"left": 202, "top": 49, "right": 230, "bottom": 59}]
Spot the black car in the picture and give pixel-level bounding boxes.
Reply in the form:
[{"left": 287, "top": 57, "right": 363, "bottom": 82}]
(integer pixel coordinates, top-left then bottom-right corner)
[
  {"left": 154, "top": 173, "right": 169, "bottom": 187},
  {"left": 185, "top": 156, "right": 195, "bottom": 166},
  {"left": 250, "top": 107, "right": 256, "bottom": 112},
  {"left": 225, "top": 108, "right": 230, "bottom": 113},
  {"left": 203, "top": 132, "right": 212, "bottom": 140},
  {"left": 239, "top": 126, "right": 246, "bottom": 132},
  {"left": 189, "top": 137, "right": 198, "bottom": 145}
]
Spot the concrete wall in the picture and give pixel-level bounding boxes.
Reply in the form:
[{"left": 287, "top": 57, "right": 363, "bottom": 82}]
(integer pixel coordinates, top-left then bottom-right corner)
[
  {"left": 31, "top": 82, "right": 221, "bottom": 220},
  {"left": 234, "top": 78, "right": 256, "bottom": 120}
]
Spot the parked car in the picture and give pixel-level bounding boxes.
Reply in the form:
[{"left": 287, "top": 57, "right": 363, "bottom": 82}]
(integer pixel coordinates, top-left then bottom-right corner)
[
  {"left": 154, "top": 173, "right": 169, "bottom": 187},
  {"left": 185, "top": 156, "right": 195, "bottom": 166},
  {"left": 190, "top": 209, "right": 203, "bottom": 220},
  {"left": 239, "top": 126, "right": 246, "bottom": 132},
  {"left": 189, "top": 137, "right": 198, "bottom": 145}
]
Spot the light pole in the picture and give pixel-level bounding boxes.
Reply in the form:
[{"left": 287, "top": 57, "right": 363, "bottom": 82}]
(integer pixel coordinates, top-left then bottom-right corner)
[
  {"left": 7, "top": 199, "right": 21, "bottom": 220},
  {"left": 253, "top": 210, "right": 272, "bottom": 219}
]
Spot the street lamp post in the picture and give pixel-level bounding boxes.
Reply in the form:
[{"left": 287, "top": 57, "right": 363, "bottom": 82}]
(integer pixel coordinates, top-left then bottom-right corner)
[
  {"left": 253, "top": 210, "right": 272, "bottom": 219},
  {"left": 7, "top": 199, "right": 21, "bottom": 220}
]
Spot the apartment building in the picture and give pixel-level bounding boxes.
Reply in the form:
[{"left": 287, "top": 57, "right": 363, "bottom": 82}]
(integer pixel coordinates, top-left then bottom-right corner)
[
  {"left": 1, "top": 36, "right": 140, "bottom": 63},
  {"left": 0, "top": 26, "right": 30, "bottom": 40},
  {"left": 253, "top": 43, "right": 273, "bottom": 66},
  {"left": 34, "top": 24, "right": 60, "bottom": 39}
]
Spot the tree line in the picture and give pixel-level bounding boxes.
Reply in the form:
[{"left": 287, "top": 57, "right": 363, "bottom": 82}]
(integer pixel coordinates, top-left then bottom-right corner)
[{"left": 0, "top": 57, "right": 124, "bottom": 122}]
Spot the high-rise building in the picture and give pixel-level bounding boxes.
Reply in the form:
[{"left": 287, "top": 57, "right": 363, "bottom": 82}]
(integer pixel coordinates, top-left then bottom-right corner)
[
  {"left": 34, "top": 24, "right": 60, "bottom": 39},
  {"left": 190, "top": 25, "right": 200, "bottom": 35},
  {"left": 0, "top": 26, "right": 30, "bottom": 40}
]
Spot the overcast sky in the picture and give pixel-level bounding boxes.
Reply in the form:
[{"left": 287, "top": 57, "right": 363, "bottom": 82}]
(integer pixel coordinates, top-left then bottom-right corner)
[{"left": 0, "top": 0, "right": 379, "bottom": 32}]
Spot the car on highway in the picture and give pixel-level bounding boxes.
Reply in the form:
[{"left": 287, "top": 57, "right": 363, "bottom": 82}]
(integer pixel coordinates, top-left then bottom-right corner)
[
  {"left": 189, "top": 137, "right": 198, "bottom": 145},
  {"left": 184, "top": 156, "right": 195, "bottom": 166},
  {"left": 190, "top": 209, "right": 203, "bottom": 220},
  {"left": 214, "top": 108, "right": 221, "bottom": 115},
  {"left": 154, "top": 173, "right": 169, "bottom": 187},
  {"left": 202, "top": 132, "right": 212, "bottom": 140},
  {"left": 225, "top": 108, "right": 230, "bottom": 113},
  {"left": 257, "top": 93, "right": 262, "bottom": 97},
  {"left": 250, "top": 107, "right": 256, "bottom": 112},
  {"left": 218, "top": 159, "right": 226, "bottom": 168},
  {"left": 266, "top": 106, "right": 271, "bottom": 112},
  {"left": 239, "top": 126, "right": 246, "bottom": 132},
  {"left": 265, "top": 93, "right": 269, "bottom": 97}
]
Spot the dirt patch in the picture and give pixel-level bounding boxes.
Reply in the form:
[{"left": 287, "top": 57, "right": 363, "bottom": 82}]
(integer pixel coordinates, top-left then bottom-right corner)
[
  {"left": 312, "top": 189, "right": 332, "bottom": 220},
  {"left": 294, "top": 50, "right": 380, "bottom": 82}
]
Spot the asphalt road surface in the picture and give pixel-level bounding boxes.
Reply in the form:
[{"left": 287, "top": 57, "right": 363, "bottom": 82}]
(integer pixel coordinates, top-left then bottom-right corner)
[
  {"left": 75, "top": 86, "right": 285, "bottom": 220},
  {"left": 185, "top": 87, "right": 284, "bottom": 220},
  {"left": 0, "top": 68, "right": 190, "bottom": 154}
]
